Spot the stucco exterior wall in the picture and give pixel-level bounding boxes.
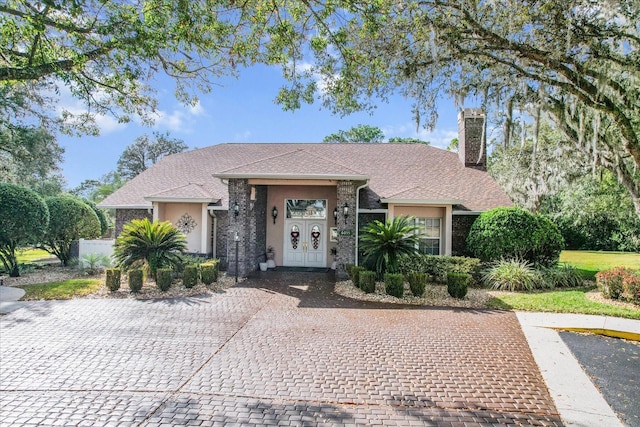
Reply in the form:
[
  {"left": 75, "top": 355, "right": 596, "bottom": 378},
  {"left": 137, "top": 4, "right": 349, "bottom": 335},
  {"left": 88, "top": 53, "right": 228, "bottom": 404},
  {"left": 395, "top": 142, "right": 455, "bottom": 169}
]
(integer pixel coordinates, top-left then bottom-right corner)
[
  {"left": 161, "top": 203, "right": 208, "bottom": 254},
  {"left": 389, "top": 205, "right": 450, "bottom": 255}
]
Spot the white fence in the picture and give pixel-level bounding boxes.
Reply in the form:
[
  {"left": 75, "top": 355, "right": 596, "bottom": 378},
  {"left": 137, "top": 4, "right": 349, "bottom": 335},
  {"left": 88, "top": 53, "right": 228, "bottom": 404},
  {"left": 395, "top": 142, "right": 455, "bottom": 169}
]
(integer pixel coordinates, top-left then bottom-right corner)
[{"left": 78, "top": 239, "right": 115, "bottom": 263}]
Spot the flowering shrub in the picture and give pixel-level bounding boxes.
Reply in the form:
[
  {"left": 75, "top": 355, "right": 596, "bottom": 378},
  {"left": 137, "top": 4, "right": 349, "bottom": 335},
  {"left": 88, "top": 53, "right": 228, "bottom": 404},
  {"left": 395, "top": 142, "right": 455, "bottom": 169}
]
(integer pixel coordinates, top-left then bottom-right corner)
[
  {"left": 622, "top": 274, "right": 640, "bottom": 304},
  {"left": 595, "top": 267, "right": 639, "bottom": 301}
]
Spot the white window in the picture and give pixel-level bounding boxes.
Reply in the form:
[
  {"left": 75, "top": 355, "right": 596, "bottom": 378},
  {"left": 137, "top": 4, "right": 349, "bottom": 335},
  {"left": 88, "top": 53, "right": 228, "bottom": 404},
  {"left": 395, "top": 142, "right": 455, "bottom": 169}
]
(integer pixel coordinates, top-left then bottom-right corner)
[{"left": 414, "top": 218, "right": 441, "bottom": 255}]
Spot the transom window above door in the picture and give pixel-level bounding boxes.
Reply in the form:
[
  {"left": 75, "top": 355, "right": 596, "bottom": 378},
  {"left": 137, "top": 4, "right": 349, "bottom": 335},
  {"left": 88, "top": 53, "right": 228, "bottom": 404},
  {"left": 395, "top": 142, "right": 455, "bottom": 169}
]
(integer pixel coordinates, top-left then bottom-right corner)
[{"left": 286, "top": 199, "right": 327, "bottom": 219}]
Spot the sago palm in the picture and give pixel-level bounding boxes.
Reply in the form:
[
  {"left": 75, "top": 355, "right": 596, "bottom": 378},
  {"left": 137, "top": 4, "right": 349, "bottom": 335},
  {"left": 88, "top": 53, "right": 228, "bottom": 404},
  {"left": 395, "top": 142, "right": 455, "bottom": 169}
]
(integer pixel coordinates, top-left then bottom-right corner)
[
  {"left": 113, "top": 218, "right": 187, "bottom": 280},
  {"left": 359, "top": 216, "right": 421, "bottom": 277}
]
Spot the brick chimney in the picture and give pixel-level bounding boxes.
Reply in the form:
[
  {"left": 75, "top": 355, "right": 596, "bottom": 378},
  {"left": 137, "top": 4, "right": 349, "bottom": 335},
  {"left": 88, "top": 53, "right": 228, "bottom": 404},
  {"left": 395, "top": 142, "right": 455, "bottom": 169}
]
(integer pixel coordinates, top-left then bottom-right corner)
[{"left": 457, "top": 108, "right": 486, "bottom": 171}]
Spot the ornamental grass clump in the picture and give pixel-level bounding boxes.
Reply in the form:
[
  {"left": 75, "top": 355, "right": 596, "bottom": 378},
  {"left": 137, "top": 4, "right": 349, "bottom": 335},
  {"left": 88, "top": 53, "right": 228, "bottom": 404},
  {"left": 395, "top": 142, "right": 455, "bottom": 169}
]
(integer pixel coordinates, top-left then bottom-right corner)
[
  {"left": 384, "top": 273, "right": 404, "bottom": 298},
  {"left": 447, "top": 272, "right": 470, "bottom": 299},
  {"left": 540, "top": 264, "right": 584, "bottom": 289},
  {"left": 482, "top": 258, "right": 540, "bottom": 291},
  {"left": 105, "top": 268, "right": 121, "bottom": 292},
  {"left": 156, "top": 268, "right": 173, "bottom": 292},
  {"left": 406, "top": 271, "right": 427, "bottom": 296},
  {"left": 359, "top": 270, "right": 376, "bottom": 293},
  {"left": 183, "top": 265, "right": 198, "bottom": 288},
  {"left": 128, "top": 269, "right": 144, "bottom": 293}
]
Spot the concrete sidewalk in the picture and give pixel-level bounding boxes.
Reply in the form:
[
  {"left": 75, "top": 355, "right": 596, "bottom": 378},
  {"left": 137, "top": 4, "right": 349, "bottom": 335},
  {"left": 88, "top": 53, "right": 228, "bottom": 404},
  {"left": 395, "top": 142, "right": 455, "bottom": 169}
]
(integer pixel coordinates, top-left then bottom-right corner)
[
  {"left": 0, "top": 285, "right": 26, "bottom": 315},
  {"left": 517, "top": 312, "right": 640, "bottom": 427}
]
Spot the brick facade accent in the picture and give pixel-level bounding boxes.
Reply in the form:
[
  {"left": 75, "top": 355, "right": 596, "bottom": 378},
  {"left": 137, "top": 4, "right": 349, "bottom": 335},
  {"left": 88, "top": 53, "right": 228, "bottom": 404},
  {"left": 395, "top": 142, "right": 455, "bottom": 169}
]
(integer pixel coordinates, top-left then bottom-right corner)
[
  {"left": 226, "top": 180, "right": 268, "bottom": 277},
  {"left": 115, "top": 209, "right": 153, "bottom": 236},
  {"left": 336, "top": 181, "right": 357, "bottom": 280},
  {"left": 458, "top": 109, "right": 486, "bottom": 171},
  {"left": 214, "top": 210, "right": 229, "bottom": 269},
  {"left": 451, "top": 214, "right": 480, "bottom": 256}
]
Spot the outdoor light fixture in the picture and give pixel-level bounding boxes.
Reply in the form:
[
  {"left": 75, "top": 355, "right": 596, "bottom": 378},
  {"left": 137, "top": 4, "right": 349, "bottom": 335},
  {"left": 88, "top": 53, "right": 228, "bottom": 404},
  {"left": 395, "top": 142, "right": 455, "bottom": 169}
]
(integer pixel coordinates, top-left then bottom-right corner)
[
  {"left": 272, "top": 206, "right": 278, "bottom": 224},
  {"left": 233, "top": 201, "right": 240, "bottom": 218},
  {"left": 333, "top": 207, "right": 338, "bottom": 225},
  {"left": 343, "top": 202, "right": 349, "bottom": 224}
]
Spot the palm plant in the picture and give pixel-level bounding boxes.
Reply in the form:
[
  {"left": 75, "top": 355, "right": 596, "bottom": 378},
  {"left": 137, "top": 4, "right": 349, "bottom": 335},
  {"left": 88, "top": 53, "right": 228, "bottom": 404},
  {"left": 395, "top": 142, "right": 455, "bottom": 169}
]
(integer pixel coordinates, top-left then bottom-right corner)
[
  {"left": 113, "top": 218, "right": 187, "bottom": 280},
  {"left": 359, "top": 216, "right": 421, "bottom": 277}
]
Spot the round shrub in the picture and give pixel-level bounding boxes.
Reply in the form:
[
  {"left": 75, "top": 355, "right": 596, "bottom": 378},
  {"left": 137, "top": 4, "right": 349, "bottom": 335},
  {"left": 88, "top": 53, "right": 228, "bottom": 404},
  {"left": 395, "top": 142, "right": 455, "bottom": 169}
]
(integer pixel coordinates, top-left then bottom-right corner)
[
  {"left": 183, "top": 265, "right": 198, "bottom": 288},
  {"left": 447, "top": 272, "right": 469, "bottom": 298},
  {"left": 467, "top": 207, "right": 564, "bottom": 267},
  {"left": 200, "top": 261, "right": 218, "bottom": 285}
]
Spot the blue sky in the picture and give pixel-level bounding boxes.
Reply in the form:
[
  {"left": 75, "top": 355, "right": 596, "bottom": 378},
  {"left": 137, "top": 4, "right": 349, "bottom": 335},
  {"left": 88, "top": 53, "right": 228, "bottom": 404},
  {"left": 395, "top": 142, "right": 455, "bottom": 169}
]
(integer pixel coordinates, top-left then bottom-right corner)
[{"left": 58, "top": 64, "right": 463, "bottom": 188}]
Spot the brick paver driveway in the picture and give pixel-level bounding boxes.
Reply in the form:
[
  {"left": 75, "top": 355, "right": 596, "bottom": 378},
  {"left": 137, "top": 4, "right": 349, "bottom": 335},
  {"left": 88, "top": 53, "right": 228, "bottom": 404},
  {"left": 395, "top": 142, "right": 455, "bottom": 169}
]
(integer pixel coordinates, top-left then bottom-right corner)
[{"left": 0, "top": 272, "right": 562, "bottom": 426}]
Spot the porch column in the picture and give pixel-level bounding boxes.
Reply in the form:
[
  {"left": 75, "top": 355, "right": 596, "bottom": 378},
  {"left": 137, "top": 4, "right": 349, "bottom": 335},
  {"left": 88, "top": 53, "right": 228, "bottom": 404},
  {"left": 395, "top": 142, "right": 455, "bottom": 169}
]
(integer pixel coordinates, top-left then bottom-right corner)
[
  {"left": 336, "top": 180, "right": 357, "bottom": 280},
  {"left": 227, "top": 179, "right": 253, "bottom": 277},
  {"left": 200, "top": 203, "right": 209, "bottom": 255}
]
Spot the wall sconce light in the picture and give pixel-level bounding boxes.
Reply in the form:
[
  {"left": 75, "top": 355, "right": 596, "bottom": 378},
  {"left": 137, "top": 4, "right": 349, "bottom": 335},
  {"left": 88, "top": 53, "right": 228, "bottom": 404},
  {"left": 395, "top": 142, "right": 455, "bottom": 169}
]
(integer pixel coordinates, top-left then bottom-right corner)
[
  {"left": 272, "top": 206, "right": 278, "bottom": 224},
  {"left": 233, "top": 201, "right": 240, "bottom": 218},
  {"left": 333, "top": 207, "right": 338, "bottom": 225},
  {"left": 343, "top": 202, "right": 349, "bottom": 224}
]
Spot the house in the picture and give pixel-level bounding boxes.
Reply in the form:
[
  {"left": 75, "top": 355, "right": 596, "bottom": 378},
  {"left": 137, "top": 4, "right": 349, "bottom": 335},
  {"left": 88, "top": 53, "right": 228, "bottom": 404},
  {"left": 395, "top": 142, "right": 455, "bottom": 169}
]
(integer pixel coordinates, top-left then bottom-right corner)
[{"left": 99, "top": 109, "right": 512, "bottom": 278}]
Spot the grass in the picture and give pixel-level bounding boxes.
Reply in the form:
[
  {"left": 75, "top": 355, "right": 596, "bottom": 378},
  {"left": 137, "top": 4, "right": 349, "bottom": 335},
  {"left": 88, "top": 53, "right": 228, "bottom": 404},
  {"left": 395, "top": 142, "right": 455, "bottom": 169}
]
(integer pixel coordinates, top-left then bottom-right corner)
[
  {"left": 16, "top": 248, "right": 57, "bottom": 263},
  {"left": 18, "top": 279, "right": 102, "bottom": 301},
  {"left": 560, "top": 250, "right": 640, "bottom": 279},
  {"left": 487, "top": 287, "right": 640, "bottom": 320}
]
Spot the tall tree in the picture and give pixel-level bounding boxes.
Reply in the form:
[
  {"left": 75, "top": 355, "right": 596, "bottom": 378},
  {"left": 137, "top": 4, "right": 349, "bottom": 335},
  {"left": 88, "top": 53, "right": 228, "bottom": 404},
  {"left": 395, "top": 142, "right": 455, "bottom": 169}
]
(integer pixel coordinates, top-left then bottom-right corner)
[
  {"left": 323, "top": 125, "right": 385, "bottom": 143},
  {"left": 117, "top": 132, "right": 187, "bottom": 179},
  {"left": 71, "top": 171, "right": 125, "bottom": 203},
  {"left": 0, "top": 183, "right": 49, "bottom": 277},
  {"left": 388, "top": 137, "right": 429, "bottom": 144},
  {"left": 0, "top": 125, "right": 65, "bottom": 196}
]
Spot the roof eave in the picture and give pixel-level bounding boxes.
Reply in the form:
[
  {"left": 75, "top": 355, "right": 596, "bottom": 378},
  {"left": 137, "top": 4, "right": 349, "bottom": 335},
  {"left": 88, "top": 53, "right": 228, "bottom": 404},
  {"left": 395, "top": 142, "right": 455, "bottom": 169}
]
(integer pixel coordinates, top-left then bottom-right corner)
[
  {"left": 144, "top": 196, "right": 219, "bottom": 203},
  {"left": 96, "top": 203, "right": 152, "bottom": 209},
  {"left": 380, "top": 198, "right": 462, "bottom": 205},
  {"left": 213, "top": 173, "right": 369, "bottom": 181}
]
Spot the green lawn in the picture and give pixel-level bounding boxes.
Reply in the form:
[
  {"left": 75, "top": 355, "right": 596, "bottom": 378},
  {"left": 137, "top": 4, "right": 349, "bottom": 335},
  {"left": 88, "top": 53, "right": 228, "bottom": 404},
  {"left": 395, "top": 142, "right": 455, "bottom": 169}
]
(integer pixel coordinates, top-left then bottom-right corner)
[
  {"left": 16, "top": 248, "right": 57, "bottom": 263},
  {"left": 560, "top": 250, "right": 640, "bottom": 279},
  {"left": 18, "top": 279, "right": 102, "bottom": 300},
  {"left": 487, "top": 287, "right": 640, "bottom": 320}
]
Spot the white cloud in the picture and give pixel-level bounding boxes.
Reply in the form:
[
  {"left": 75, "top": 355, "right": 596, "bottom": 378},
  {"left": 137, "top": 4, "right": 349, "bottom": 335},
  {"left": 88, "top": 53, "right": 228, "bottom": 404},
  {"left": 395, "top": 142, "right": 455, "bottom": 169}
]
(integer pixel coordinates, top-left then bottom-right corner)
[
  {"left": 234, "top": 130, "right": 252, "bottom": 141},
  {"left": 54, "top": 84, "right": 127, "bottom": 135},
  {"left": 151, "top": 101, "right": 208, "bottom": 133}
]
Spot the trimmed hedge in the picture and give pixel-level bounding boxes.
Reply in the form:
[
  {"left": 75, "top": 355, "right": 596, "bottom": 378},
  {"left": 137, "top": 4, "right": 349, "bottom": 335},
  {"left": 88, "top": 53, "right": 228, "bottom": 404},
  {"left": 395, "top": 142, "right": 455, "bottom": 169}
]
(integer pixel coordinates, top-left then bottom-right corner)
[
  {"left": 359, "top": 270, "right": 377, "bottom": 293},
  {"left": 406, "top": 272, "right": 427, "bottom": 296},
  {"left": 105, "top": 268, "right": 121, "bottom": 292},
  {"left": 156, "top": 268, "right": 173, "bottom": 292},
  {"left": 596, "top": 267, "right": 640, "bottom": 302},
  {"left": 350, "top": 266, "right": 366, "bottom": 288},
  {"left": 447, "top": 272, "right": 470, "bottom": 299},
  {"left": 397, "top": 254, "right": 482, "bottom": 285},
  {"left": 466, "top": 207, "right": 564, "bottom": 267},
  {"left": 200, "top": 260, "right": 219, "bottom": 285},
  {"left": 128, "top": 269, "right": 144, "bottom": 293},
  {"left": 384, "top": 273, "right": 404, "bottom": 298},
  {"left": 183, "top": 265, "right": 198, "bottom": 288}
]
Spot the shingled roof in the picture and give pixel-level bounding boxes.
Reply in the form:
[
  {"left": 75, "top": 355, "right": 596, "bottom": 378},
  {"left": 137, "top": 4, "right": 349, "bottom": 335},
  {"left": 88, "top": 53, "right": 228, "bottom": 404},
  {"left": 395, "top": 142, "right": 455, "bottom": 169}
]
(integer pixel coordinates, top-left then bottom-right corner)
[{"left": 99, "top": 143, "right": 512, "bottom": 211}]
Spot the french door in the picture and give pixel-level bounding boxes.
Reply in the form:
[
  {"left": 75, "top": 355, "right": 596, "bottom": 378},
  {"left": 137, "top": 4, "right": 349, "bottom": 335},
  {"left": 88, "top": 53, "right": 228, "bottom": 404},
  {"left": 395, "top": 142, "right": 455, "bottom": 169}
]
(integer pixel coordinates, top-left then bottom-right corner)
[{"left": 283, "top": 199, "right": 327, "bottom": 268}]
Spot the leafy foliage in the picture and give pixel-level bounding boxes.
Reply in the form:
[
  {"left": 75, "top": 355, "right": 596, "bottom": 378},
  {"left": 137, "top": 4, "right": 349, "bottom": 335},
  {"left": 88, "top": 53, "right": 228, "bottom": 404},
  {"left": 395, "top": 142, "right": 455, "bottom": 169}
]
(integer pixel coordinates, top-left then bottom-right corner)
[
  {"left": 482, "top": 259, "right": 541, "bottom": 292},
  {"left": 359, "top": 216, "right": 420, "bottom": 277},
  {"left": 155, "top": 268, "right": 173, "bottom": 292},
  {"left": 105, "top": 268, "right": 121, "bottom": 292},
  {"left": 384, "top": 273, "right": 404, "bottom": 298},
  {"left": 446, "top": 273, "right": 470, "bottom": 299},
  {"left": 81, "top": 253, "right": 111, "bottom": 275},
  {"left": 117, "top": 132, "right": 187, "bottom": 179},
  {"left": 540, "top": 172, "right": 640, "bottom": 252},
  {"left": 128, "top": 269, "right": 144, "bottom": 293},
  {"left": 467, "top": 207, "right": 564, "bottom": 267},
  {"left": 397, "top": 254, "right": 481, "bottom": 285},
  {"left": 200, "top": 261, "right": 219, "bottom": 285},
  {"left": 113, "top": 218, "right": 186, "bottom": 280},
  {"left": 323, "top": 124, "right": 385, "bottom": 143},
  {"left": 595, "top": 267, "right": 639, "bottom": 302},
  {"left": 540, "top": 265, "right": 584, "bottom": 289},
  {"left": 183, "top": 265, "right": 198, "bottom": 288},
  {"left": 39, "top": 195, "right": 101, "bottom": 266},
  {"left": 0, "top": 183, "right": 49, "bottom": 277},
  {"left": 358, "top": 270, "right": 376, "bottom": 294},
  {"left": 406, "top": 272, "right": 427, "bottom": 297}
]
